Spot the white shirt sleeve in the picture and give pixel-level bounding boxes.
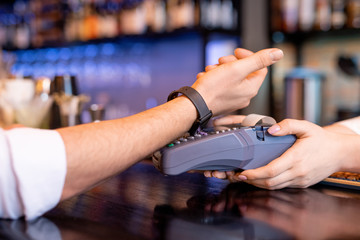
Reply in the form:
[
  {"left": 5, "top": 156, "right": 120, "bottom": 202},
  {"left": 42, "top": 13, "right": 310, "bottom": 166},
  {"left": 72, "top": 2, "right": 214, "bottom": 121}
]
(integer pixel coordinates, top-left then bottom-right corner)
[
  {"left": 0, "top": 128, "right": 66, "bottom": 220},
  {"left": 337, "top": 116, "right": 360, "bottom": 135}
]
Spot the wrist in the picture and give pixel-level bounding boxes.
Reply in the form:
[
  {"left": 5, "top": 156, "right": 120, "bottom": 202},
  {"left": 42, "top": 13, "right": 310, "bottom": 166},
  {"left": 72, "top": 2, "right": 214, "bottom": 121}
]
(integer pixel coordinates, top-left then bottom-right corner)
[
  {"left": 324, "top": 123, "right": 359, "bottom": 135},
  {"left": 163, "top": 96, "right": 197, "bottom": 135},
  {"left": 338, "top": 134, "right": 360, "bottom": 172},
  {"left": 168, "top": 86, "right": 213, "bottom": 135}
]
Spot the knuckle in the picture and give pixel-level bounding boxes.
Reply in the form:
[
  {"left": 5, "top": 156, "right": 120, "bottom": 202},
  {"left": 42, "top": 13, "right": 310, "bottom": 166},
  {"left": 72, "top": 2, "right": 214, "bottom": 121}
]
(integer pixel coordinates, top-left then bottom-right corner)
[
  {"left": 250, "top": 88, "right": 259, "bottom": 98},
  {"left": 296, "top": 165, "right": 308, "bottom": 178},
  {"left": 197, "top": 72, "right": 204, "bottom": 79},
  {"left": 205, "top": 65, "right": 213, "bottom": 72},
  {"left": 243, "top": 100, "right": 251, "bottom": 108},
  {"left": 254, "top": 54, "right": 270, "bottom": 69},
  {"left": 280, "top": 118, "right": 293, "bottom": 132},
  {"left": 298, "top": 119, "right": 309, "bottom": 127},
  {"left": 218, "top": 55, "right": 235, "bottom": 64},
  {"left": 297, "top": 179, "right": 309, "bottom": 188},
  {"left": 218, "top": 56, "right": 226, "bottom": 63},
  {"left": 266, "top": 167, "right": 277, "bottom": 178},
  {"left": 281, "top": 118, "right": 292, "bottom": 127},
  {"left": 264, "top": 179, "right": 275, "bottom": 189}
]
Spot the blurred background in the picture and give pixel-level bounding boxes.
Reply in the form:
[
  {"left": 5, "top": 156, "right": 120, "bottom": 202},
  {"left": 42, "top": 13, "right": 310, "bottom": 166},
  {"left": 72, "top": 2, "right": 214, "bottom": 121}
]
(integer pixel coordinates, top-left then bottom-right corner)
[{"left": 0, "top": 0, "right": 359, "bottom": 129}]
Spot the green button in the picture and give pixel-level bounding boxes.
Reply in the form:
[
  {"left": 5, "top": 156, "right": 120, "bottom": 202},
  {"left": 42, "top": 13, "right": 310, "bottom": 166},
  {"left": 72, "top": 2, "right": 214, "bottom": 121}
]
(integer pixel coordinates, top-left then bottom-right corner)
[{"left": 167, "top": 143, "right": 174, "bottom": 147}]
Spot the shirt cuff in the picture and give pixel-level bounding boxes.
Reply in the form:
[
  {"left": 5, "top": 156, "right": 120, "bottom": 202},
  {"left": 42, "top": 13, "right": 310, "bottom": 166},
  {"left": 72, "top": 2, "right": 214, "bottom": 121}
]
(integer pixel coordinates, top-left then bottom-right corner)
[
  {"left": 5, "top": 128, "right": 67, "bottom": 220},
  {"left": 338, "top": 116, "right": 360, "bottom": 135}
]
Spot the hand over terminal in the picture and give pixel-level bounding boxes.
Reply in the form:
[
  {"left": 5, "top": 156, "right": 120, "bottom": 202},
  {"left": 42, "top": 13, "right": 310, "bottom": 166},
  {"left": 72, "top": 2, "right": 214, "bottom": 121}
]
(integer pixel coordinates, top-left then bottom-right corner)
[{"left": 153, "top": 115, "right": 296, "bottom": 175}]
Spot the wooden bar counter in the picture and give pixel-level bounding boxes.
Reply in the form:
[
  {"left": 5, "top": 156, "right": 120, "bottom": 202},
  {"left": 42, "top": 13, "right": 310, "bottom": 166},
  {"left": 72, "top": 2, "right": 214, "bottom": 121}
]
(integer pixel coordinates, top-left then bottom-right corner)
[{"left": 1, "top": 160, "right": 360, "bottom": 239}]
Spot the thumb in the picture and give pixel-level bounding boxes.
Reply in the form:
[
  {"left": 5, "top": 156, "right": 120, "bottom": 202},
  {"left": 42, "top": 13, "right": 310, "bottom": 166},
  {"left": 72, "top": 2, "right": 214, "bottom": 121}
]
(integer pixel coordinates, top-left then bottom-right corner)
[
  {"left": 232, "top": 48, "right": 283, "bottom": 75},
  {"left": 267, "top": 119, "right": 316, "bottom": 138}
]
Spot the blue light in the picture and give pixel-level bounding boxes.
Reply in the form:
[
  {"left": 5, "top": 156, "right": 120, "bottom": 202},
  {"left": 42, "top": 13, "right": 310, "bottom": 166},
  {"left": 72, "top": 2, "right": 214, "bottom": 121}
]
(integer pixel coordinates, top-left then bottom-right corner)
[
  {"left": 35, "top": 49, "right": 46, "bottom": 62},
  {"left": 69, "top": 61, "right": 83, "bottom": 75},
  {"left": 85, "top": 44, "right": 98, "bottom": 58},
  {"left": 22, "top": 50, "right": 35, "bottom": 63},
  {"left": 33, "top": 62, "right": 43, "bottom": 76},
  {"left": 22, "top": 64, "right": 33, "bottom": 76},
  {"left": 15, "top": 50, "right": 25, "bottom": 62},
  {"left": 101, "top": 43, "right": 116, "bottom": 56},
  {"left": 56, "top": 61, "right": 69, "bottom": 75},
  {"left": 59, "top": 48, "right": 72, "bottom": 61},
  {"left": 43, "top": 63, "right": 56, "bottom": 77},
  {"left": 45, "top": 48, "right": 59, "bottom": 61},
  {"left": 84, "top": 60, "right": 97, "bottom": 76},
  {"left": 72, "top": 46, "right": 86, "bottom": 59},
  {"left": 7, "top": 14, "right": 17, "bottom": 25},
  {"left": 272, "top": 31, "right": 285, "bottom": 44},
  {"left": 11, "top": 63, "right": 21, "bottom": 75}
]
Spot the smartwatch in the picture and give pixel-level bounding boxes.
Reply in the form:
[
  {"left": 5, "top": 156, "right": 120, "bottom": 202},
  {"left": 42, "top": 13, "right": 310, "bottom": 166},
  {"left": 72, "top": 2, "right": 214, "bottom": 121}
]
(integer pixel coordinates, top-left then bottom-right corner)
[{"left": 168, "top": 86, "right": 213, "bottom": 135}]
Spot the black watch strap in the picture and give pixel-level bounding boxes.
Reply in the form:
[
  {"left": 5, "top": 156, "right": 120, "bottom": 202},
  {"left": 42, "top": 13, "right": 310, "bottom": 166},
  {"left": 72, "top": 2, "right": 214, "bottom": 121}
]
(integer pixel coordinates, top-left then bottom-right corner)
[{"left": 167, "top": 86, "right": 213, "bottom": 135}]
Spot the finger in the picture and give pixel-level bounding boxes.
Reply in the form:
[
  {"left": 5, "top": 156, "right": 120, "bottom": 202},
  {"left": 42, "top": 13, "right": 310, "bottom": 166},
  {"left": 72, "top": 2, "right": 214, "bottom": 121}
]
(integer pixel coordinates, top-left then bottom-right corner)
[
  {"left": 213, "top": 115, "right": 246, "bottom": 126},
  {"left": 236, "top": 149, "right": 296, "bottom": 181},
  {"left": 268, "top": 119, "right": 319, "bottom": 138},
  {"left": 205, "top": 64, "right": 218, "bottom": 72},
  {"left": 225, "top": 171, "right": 236, "bottom": 182},
  {"left": 197, "top": 72, "right": 205, "bottom": 79},
  {"left": 234, "top": 48, "right": 254, "bottom": 59},
  {"left": 234, "top": 48, "right": 268, "bottom": 81},
  {"left": 218, "top": 55, "right": 237, "bottom": 64},
  {"left": 204, "top": 171, "right": 212, "bottom": 178},
  {"left": 231, "top": 48, "right": 283, "bottom": 77},
  {"left": 226, "top": 171, "right": 235, "bottom": 178},
  {"left": 244, "top": 169, "right": 296, "bottom": 190},
  {"left": 212, "top": 171, "right": 227, "bottom": 179}
]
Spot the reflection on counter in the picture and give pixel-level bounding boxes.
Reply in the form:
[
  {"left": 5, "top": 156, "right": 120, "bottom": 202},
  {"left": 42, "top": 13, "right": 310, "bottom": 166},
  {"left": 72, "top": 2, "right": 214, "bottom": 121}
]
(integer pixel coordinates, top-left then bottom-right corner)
[
  {"left": 19, "top": 163, "right": 357, "bottom": 239},
  {"left": 153, "top": 204, "right": 292, "bottom": 240},
  {"left": 206, "top": 184, "right": 360, "bottom": 239}
]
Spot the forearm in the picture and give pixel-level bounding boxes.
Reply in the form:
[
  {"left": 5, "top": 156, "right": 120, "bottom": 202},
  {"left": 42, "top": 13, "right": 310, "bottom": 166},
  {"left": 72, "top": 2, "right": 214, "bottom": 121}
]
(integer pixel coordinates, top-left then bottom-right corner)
[
  {"left": 338, "top": 134, "right": 360, "bottom": 173},
  {"left": 58, "top": 96, "right": 196, "bottom": 200},
  {"left": 324, "top": 123, "right": 358, "bottom": 134},
  {"left": 322, "top": 122, "right": 360, "bottom": 172},
  {"left": 324, "top": 119, "right": 360, "bottom": 172},
  {"left": 325, "top": 117, "right": 360, "bottom": 135}
]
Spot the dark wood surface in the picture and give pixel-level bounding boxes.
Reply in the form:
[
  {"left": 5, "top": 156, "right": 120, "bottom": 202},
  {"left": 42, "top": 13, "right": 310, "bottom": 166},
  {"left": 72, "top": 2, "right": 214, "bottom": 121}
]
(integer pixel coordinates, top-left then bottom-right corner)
[{"left": 2, "top": 160, "right": 360, "bottom": 240}]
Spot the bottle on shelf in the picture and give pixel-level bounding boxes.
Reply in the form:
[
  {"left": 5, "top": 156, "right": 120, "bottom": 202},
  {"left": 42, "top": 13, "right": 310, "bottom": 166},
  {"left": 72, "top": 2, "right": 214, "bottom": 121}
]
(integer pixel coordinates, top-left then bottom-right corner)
[
  {"left": 82, "top": 2, "right": 100, "bottom": 41},
  {"left": 347, "top": 0, "right": 360, "bottom": 29},
  {"left": 119, "top": 0, "right": 147, "bottom": 35},
  {"left": 144, "top": 0, "right": 166, "bottom": 33},
  {"left": 270, "top": 0, "right": 360, "bottom": 34},
  {"left": 299, "top": 0, "right": 316, "bottom": 32},
  {"left": 0, "top": 0, "right": 241, "bottom": 49},
  {"left": 13, "top": 0, "right": 31, "bottom": 49},
  {"left": 332, "top": 0, "right": 346, "bottom": 29},
  {"left": 282, "top": 0, "right": 299, "bottom": 33},
  {"left": 97, "top": 1, "right": 119, "bottom": 38}
]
